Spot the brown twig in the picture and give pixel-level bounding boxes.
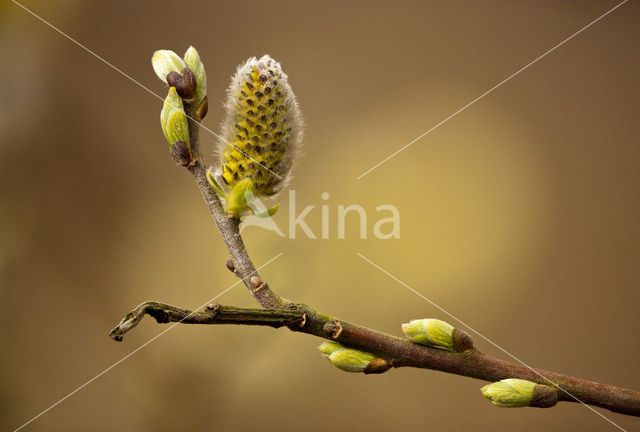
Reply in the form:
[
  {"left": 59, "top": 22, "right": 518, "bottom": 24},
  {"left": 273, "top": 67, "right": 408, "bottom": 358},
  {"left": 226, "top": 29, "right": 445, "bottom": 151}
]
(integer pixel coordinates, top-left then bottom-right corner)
[
  {"left": 110, "top": 99, "right": 640, "bottom": 418},
  {"left": 109, "top": 302, "right": 305, "bottom": 341},
  {"left": 183, "top": 101, "right": 283, "bottom": 309}
]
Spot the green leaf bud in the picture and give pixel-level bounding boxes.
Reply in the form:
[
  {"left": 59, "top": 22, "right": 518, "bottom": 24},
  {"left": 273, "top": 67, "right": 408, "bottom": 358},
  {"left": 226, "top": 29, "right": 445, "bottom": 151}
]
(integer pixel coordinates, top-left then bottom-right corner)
[
  {"left": 152, "top": 50, "right": 187, "bottom": 84},
  {"left": 318, "top": 341, "right": 346, "bottom": 356},
  {"left": 183, "top": 46, "right": 207, "bottom": 105},
  {"left": 318, "top": 341, "right": 390, "bottom": 374},
  {"left": 328, "top": 348, "right": 377, "bottom": 373},
  {"left": 160, "top": 87, "right": 189, "bottom": 150},
  {"left": 481, "top": 379, "right": 536, "bottom": 408},
  {"left": 402, "top": 318, "right": 455, "bottom": 349}
]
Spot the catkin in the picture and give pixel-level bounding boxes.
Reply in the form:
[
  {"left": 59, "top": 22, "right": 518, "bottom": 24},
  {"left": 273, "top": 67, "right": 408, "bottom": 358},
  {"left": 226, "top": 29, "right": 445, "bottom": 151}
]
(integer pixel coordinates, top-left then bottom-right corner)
[{"left": 216, "top": 55, "right": 303, "bottom": 196}]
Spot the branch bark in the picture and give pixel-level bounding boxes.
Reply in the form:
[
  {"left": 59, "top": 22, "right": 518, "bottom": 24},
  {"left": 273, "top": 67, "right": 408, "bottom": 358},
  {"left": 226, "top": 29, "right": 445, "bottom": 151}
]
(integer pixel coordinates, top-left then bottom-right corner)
[
  {"left": 111, "top": 100, "right": 640, "bottom": 418},
  {"left": 109, "top": 302, "right": 305, "bottom": 341}
]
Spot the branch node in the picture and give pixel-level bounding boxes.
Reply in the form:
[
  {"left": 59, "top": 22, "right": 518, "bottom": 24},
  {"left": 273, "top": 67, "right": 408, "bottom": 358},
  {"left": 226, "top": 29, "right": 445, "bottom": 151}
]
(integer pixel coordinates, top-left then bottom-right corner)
[
  {"left": 196, "top": 95, "right": 208, "bottom": 120},
  {"left": 299, "top": 313, "right": 307, "bottom": 328},
  {"left": 323, "top": 321, "right": 343, "bottom": 339},
  {"left": 205, "top": 303, "right": 221, "bottom": 313},
  {"left": 251, "top": 276, "right": 265, "bottom": 292},
  {"left": 225, "top": 259, "right": 236, "bottom": 274}
]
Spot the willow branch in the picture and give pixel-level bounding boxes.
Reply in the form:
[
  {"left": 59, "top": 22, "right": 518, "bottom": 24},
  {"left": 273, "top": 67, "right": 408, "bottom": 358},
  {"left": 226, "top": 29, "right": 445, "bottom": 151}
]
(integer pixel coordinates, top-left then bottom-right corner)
[
  {"left": 111, "top": 100, "right": 640, "bottom": 418},
  {"left": 109, "top": 302, "right": 305, "bottom": 341},
  {"left": 183, "top": 102, "right": 283, "bottom": 309}
]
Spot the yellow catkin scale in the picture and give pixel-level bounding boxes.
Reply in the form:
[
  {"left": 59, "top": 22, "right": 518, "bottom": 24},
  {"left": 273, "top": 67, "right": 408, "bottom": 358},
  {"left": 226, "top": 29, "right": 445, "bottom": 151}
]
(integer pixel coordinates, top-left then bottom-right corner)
[{"left": 216, "top": 55, "right": 303, "bottom": 198}]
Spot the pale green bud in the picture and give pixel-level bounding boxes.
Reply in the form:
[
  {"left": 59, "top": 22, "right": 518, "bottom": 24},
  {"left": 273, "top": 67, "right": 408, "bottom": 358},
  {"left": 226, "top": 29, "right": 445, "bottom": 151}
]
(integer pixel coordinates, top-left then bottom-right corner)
[
  {"left": 318, "top": 341, "right": 391, "bottom": 374},
  {"left": 402, "top": 318, "right": 454, "bottom": 349},
  {"left": 160, "top": 87, "right": 189, "bottom": 149},
  {"left": 328, "top": 349, "right": 376, "bottom": 373},
  {"left": 481, "top": 379, "right": 536, "bottom": 408},
  {"left": 183, "top": 46, "right": 207, "bottom": 105},
  {"left": 152, "top": 50, "right": 187, "bottom": 83},
  {"left": 318, "top": 341, "right": 345, "bottom": 356}
]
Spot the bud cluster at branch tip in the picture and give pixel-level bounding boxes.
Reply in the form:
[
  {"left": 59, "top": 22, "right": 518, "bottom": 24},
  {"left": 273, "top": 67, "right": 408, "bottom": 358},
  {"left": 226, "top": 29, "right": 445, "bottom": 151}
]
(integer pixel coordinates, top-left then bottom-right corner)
[
  {"left": 402, "top": 318, "right": 473, "bottom": 352},
  {"left": 153, "top": 46, "right": 210, "bottom": 165},
  {"left": 208, "top": 55, "right": 303, "bottom": 217},
  {"left": 481, "top": 379, "right": 558, "bottom": 408},
  {"left": 152, "top": 47, "right": 208, "bottom": 118},
  {"left": 318, "top": 341, "right": 391, "bottom": 374}
]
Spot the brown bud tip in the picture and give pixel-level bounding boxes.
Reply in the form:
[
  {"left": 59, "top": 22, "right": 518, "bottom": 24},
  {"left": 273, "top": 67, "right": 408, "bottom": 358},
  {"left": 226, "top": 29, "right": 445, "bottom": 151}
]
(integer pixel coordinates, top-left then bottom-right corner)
[
  {"left": 452, "top": 328, "right": 474, "bottom": 352},
  {"left": 225, "top": 259, "right": 236, "bottom": 273},
  {"left": 323, "top": 320, "right": 343, "bottom": 338},
  {"left": 170, "top": 141, "right": 193, "bottom": 166},
  {"left": 250, "top": 276, "right": 263, "bottom": 289},
  {"left": 364, "top": 358, "right": 392, "bottom": 374},
  {"left": 167, "top": 67, "right": 196, "bottom": 100},
  {"left": 196, "top": 95, "right": 209, "bottom": 120},
  {"left": 530, "top": 384, "right": 559, "bottom": 408}
]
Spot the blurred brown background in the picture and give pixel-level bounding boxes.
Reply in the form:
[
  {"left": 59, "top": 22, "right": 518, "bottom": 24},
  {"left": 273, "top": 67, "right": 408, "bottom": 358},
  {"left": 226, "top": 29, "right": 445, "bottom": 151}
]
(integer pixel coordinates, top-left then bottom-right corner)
[{"left": 2, "top": 1, "right": 639, "bottom": 431}]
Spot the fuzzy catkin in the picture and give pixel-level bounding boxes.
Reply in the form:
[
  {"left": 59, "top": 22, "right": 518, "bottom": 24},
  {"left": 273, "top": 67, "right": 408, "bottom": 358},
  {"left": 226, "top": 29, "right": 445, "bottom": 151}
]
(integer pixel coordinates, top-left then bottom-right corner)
[{"left": 217, "top": 55, "right": 303, "bottom": 196}]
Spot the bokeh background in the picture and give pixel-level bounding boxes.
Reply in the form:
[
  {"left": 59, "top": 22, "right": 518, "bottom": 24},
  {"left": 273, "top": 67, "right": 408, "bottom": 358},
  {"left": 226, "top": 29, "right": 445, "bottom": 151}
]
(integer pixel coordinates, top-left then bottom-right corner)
[{"left": 2, "top": 1, "right": 639, "bottom": 431}]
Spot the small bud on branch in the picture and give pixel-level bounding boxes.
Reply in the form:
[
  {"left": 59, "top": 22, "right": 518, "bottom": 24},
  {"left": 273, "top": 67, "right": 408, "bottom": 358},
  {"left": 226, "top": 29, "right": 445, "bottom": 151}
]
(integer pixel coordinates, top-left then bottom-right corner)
[
  {"left": 403, "top": 318, "right": 458, "bottom": 350},
  {"left": 160, "top": 87, "right": 190, "bottom": 158},
  {"left": 318, "top": 342, "right": 389, "bottom": 374},
  {"left": 183, "top": 46, "right": 207, "bottom": 106},
  {"left": 152, "top": 50, "right": 186, "bottom": 84},
  {"left": 481, "top": 379, "right": 557, "bottom": 408}
]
